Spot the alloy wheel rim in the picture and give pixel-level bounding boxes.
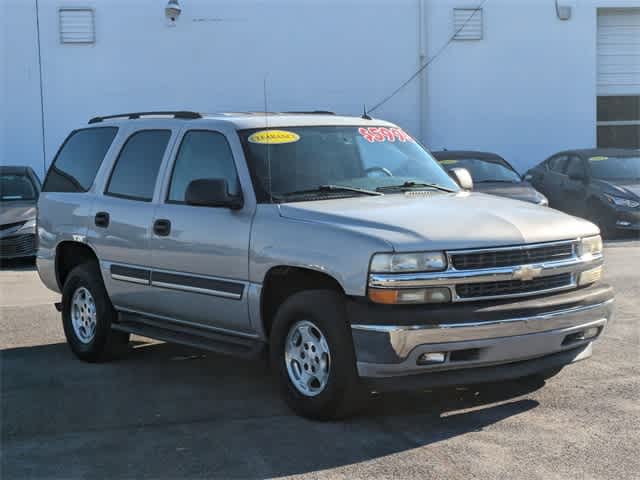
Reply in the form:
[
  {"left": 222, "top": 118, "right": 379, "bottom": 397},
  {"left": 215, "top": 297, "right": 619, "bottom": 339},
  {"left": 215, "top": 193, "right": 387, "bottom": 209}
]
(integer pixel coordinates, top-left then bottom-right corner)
[
  {"left": 71, "top": 287, "right": 97, "bottom": 344},
  {"left": 284, "top": 320, "right": 331, "bottom": 397}
]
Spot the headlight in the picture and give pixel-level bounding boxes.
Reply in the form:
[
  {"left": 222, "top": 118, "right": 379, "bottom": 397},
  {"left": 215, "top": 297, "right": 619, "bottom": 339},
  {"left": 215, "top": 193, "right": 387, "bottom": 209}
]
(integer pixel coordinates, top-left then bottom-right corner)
[
  {"left": 578, "top": 235, "right": 603, "bottom": 258},
  {"left": 17, "top": 218, "right": 36, "bottom": 232},
  {"left": 370, "top": 251, "right": 447, "bottom": 273},
  {"left": 604, "top": 194, "right": 640, "bottom": 209}
]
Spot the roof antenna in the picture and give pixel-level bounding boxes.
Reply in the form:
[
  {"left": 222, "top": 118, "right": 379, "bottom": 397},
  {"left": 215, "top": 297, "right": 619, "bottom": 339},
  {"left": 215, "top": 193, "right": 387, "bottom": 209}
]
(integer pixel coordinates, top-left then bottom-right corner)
[
  {"left": 263, "top": 75, "right": 273, "bottom": 204},
  {"left": 361, "top": 104, "right": 372, "bottom": 120}
]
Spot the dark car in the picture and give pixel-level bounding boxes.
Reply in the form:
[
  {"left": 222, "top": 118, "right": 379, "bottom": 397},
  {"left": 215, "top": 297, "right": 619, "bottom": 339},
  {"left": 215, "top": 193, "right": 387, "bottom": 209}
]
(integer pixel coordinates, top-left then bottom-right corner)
[
  {"left": 526, "top": 149, "right": 640, "bottom": 237},
  {"left": 0, "top": 166, "right": 41, "bottom": 260},
  {"left": 432, "top": 151, "right": 548, "bottom": 205}
]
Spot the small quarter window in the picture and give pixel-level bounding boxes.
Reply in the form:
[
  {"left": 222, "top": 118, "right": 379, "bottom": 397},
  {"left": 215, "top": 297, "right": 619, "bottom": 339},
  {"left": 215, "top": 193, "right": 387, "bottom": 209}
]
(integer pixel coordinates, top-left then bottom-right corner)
[
  {"left": 106, "top": 130, "right": 171, "bottom": 202},
  {"left": 43, "top": 127, "right": 118, "bottom": 193},
  {"left": 168, "top": 131, "right": 240, "bottom": 204}
]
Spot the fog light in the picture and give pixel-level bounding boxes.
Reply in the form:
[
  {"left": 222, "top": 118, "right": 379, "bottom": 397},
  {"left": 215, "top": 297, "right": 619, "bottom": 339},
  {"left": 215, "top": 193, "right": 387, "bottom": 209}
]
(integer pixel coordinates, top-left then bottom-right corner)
[
  {"left": 418, "top": 352, "right": 447, "bottom": 365},
  {"left": 578, "top": 266, "right": 603, "bottom": 286},
  {"left": 583, "top": 327, "right": 600, "bottom": 339}
]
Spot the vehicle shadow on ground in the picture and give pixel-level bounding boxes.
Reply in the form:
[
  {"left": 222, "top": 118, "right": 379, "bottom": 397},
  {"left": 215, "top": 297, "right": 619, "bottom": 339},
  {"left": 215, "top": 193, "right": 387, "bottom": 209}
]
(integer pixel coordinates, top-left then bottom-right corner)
[{"left": 2, "top": 341, "right": 541, "bottom": 479}]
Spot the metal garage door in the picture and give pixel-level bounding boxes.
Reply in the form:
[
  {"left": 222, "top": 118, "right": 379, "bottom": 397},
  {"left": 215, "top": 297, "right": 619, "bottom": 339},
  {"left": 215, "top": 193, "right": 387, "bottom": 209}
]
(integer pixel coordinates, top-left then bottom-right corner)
[{"left": 597, "top": 9, "right": 640, "bottom": 148}]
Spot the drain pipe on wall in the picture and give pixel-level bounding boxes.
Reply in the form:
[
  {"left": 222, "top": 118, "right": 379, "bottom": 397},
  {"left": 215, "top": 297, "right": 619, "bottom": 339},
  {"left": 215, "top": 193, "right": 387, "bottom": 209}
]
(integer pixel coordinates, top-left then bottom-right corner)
[{"left": 417, "top": 0, "right": 428, "bottom": 144}]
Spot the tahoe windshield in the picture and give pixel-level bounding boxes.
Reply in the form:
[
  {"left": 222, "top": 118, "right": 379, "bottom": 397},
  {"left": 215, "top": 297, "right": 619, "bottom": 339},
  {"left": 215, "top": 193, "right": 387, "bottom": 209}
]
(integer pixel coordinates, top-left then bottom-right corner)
[
  {"left": 588, "top": 155, "right": 640, "bottom": 181},
  {"left": 0, "top": 174, "right": 37, "bottom": 202},
  {"left": 438, "top": 158, "right": 521, "bottom": 183},
  {"left": 239, "top": 126, "right": 459, "bottom": 202}
]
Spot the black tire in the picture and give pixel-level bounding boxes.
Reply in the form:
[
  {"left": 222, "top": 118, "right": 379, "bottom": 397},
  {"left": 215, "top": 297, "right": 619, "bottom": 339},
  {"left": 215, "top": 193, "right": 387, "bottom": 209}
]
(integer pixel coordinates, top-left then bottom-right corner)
[
  {"left": 588, "top": 200, "right": 616, "bottom": 239},
  {"left": 270, "top": 290, "right": 364, "bottom": 420},
  {"left": 61, "top": 262, "right": 130, "bottom": 362}
]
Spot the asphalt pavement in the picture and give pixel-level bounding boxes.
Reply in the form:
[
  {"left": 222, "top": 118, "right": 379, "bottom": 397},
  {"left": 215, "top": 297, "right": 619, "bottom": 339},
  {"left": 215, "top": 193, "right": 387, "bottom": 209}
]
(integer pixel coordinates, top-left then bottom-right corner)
[{"left": 1, "top": 241, "right": 639, "bottom": 479}]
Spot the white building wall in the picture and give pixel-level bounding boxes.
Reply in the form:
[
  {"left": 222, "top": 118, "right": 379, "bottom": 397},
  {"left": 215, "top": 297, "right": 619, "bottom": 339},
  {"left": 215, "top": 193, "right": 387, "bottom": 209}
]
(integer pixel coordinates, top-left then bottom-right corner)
[
  {"left": 2, "top": 0, "right": 45, "bottom": 178},
  {"left": 2, "top": 0, "right": 640, "bottom": 179},
  {"left": 425, "top": 0, "right": 640, "bottom": 171}
]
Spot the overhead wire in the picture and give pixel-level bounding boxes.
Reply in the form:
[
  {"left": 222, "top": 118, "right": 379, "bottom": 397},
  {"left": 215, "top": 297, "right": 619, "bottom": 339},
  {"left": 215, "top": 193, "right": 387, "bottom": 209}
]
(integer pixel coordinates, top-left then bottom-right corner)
[{"left": 369, "top": 0, "right": 489, "bottom": 114}]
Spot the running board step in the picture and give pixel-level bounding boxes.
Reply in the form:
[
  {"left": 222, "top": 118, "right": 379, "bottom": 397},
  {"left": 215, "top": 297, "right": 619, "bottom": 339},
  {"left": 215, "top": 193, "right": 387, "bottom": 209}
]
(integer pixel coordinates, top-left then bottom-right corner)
[{"left": 112, "top": 312, "right": 265, "bottom": 359}]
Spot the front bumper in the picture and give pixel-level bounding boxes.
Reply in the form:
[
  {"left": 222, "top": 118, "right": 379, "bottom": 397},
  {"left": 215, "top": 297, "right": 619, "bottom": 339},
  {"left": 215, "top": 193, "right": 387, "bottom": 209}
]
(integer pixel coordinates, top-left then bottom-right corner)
[{"left": 348, "top": 283, "right": 614, "bottom": 387}]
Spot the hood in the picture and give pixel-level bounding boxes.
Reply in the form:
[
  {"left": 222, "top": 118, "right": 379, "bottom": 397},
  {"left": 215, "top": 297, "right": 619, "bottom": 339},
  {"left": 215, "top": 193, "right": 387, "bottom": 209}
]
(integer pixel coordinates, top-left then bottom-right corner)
[
  {"left": 473, "top": 181, "right": 547, "bottom": 205},
  {"left": 0, "top": 201, "right": 36, "bottom": 226},
  {"left": 278, "top": 192, "right": 598, "bottom": 252},
  {"left": 593, "top": 179, "right": 640, "bottom": 199}
]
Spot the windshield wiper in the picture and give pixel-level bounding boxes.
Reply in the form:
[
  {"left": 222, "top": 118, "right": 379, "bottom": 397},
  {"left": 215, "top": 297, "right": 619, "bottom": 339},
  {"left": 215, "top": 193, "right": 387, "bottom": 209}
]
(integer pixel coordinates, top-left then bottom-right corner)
[
  {"left": 476, "top": 179, "right": 520, "bottom": 184},
  {"left": 280, "top": 185, "right": 383, "bottom": 198},
  {"left": 376, "top": 181, "right": 456, "bottom": 193}
]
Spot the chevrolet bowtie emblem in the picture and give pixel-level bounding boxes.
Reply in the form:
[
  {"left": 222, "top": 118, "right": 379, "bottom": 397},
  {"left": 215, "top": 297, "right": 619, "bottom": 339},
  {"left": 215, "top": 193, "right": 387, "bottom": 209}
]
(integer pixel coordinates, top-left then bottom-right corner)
[{"left": 512, "top": 265, "right": 543, "bottom": 282}]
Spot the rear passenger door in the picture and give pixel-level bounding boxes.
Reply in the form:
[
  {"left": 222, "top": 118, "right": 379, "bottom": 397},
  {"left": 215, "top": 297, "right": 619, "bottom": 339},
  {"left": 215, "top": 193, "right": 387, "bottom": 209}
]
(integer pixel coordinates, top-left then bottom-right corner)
[
  {"left": 148, "top": 129, "right": 254, "bottom": 334},
  {"left": 88, "top": 129, "right": 174, "bottom": 313},
  {"left": 544, "top": 155, "right": 569, "bottom": 208}
]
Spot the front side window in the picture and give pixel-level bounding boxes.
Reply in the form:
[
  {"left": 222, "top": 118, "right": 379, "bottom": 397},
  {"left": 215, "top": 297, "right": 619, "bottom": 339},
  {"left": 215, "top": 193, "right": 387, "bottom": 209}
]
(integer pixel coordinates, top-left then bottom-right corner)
[
  {"left": 587, "top": 154, "right": 640, "bottom": 181},
  {"left": 106, "top": 130, "right": 171, "bottom": 201},
  {"left": 0, "top": 173, "right": 37, "bottom": 201},
  {"left": 566, "top": 157, "right": 586, "bottom": 178},
  {"left": 168, "top": 130, "right": 240, "bottom": 203},
  {"left": 43, "top": 127, "right": 118, "bottom": 193},
  {"left": 239, "top": 126, "right": 459, "bottom": 202},
  {"left": 437, "top": 157, "right": 521, "bottom": 183},
  {"left": 548, "top": 155, "right": 569, "bottom": 173}
]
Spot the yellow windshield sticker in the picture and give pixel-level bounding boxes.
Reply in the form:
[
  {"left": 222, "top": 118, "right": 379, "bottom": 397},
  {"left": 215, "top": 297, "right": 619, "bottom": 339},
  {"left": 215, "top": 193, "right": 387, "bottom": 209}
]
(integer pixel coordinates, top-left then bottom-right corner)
[
  {"left": 248, "top": 130, "right": 300, "bottom": 145},
  {"left": 589, "top": 156, "right": 608, "bottom": 162},
  {"left": 439, "top": 159, "right": 459, "bottom": 165}
]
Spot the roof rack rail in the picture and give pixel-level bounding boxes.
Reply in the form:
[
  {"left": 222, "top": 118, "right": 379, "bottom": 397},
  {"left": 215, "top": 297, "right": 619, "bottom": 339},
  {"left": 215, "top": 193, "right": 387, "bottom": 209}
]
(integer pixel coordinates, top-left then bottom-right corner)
[
  {"left": 88, "top": 111, "right": 202, "bottom": 124},
  {"left": 282, "top": 110, "right": 336, "bottom": 115}
]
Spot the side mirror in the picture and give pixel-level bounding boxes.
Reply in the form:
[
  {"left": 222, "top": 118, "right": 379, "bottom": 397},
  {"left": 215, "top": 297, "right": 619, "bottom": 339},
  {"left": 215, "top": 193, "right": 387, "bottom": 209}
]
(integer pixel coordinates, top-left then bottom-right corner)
[
  {"left": 449, "top": 168, "right": 474, "bottom": 190},
  {"left": 185, "top": 178, "right": 243, "bottom": 209}
]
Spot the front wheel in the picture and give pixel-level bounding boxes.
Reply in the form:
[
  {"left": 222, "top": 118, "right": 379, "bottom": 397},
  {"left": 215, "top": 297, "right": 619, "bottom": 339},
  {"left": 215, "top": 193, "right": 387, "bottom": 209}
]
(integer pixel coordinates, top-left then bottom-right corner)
[{"left": 270, "top": 290, "right": 364, "bottom": 420}]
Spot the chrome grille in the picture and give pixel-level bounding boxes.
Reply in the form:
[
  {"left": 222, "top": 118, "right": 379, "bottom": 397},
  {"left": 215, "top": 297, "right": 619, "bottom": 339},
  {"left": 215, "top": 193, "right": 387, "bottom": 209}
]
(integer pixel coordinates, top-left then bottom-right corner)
[
  {"left": 456, "top": 273, "right": 573, "bottom": 300},
  {"left": 451, "top": 243, "right": 575, "bottom": 270},
  {"left": 0, "top": 234, "right": 36, "bottom": 258}
]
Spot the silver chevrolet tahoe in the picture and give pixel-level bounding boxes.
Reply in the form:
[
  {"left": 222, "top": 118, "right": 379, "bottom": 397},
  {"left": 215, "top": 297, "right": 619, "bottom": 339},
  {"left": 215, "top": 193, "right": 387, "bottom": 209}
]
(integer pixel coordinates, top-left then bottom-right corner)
[{"left": 37, "top": 111, "right": 614, "bottom": 419}]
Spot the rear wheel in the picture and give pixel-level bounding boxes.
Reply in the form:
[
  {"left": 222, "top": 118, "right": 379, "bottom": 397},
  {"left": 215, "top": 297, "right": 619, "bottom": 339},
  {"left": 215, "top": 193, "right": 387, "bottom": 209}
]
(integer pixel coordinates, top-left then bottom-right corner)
[
  {"left": 61, "top": 263, "right": 130, "bottom": 362},
  {"left": 270, "top": 290, "right": 364, "bottom": 420}
]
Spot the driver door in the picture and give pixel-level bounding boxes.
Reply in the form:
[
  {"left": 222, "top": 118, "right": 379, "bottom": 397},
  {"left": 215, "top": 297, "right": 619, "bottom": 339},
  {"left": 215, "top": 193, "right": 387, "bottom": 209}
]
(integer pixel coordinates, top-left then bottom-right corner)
[{"left": 148, "top": 128, "right": 255, "bottom": 334}]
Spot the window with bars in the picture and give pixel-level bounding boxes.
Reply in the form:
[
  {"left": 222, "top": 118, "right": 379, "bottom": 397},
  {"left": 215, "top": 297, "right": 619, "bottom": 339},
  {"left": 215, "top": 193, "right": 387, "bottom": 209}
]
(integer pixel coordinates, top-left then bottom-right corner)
[
  {"left": 453, "top": 8, "right": 483, "bottom": 41},
  {"left": 59, "top": 8, "right": 95, "bottom": 44},
  {"left": 597, "top": 96, "right": 640, "bottom": 149}
]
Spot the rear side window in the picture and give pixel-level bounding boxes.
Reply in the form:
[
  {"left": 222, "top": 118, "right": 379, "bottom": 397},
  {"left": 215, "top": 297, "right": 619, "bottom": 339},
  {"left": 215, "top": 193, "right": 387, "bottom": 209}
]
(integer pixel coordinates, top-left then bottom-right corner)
[
  {"left": 43, "top": 127, "right": 118, "bottom": 192},
  {"left": 106, "top": 130, "right": 171, "bottom": 202},
  {"left": 167, "top": 130, "right": 240, "bottom": 203}
]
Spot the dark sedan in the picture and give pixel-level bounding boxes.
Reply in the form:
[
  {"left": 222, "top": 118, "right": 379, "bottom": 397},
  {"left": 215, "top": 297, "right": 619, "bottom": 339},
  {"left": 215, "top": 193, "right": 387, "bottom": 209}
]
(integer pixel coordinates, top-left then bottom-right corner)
[
  {"left": 0, "top": 166, "right": 41, "bottom": 260},
  {"left": 432, "top": 151, "right": 548, "bottom": 205},
  {"left": 526, "top": 149, "right": 640, "bottom": 237}
]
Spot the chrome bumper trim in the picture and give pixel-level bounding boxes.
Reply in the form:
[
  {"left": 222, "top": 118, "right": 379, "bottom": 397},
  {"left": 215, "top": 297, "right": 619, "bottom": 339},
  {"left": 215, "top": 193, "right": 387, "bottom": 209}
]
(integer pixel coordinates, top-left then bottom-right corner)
[
  {"left": 352, "top": 298, "right": 613, "bottom": 345},
  {"left": 368, "top": 255, "right": 602, "bottom": 289}
]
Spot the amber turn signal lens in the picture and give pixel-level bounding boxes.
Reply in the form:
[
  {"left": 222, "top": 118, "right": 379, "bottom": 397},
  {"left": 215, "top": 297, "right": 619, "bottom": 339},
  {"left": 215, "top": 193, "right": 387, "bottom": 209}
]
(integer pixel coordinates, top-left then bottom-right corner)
[{"left": 368, "top": 288, "right": 399, "bottom": 304}]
